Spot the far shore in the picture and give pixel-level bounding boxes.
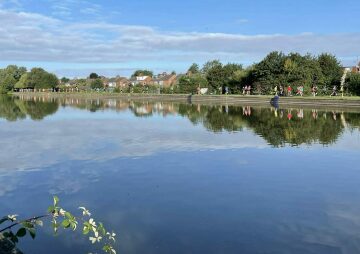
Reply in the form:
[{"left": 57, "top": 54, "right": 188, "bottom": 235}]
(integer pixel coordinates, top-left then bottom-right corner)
[{"left": 11, "top": 92, "right": 360, "bottom": 110}]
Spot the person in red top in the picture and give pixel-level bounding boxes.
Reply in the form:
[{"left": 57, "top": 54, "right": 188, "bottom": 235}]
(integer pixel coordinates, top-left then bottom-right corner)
[{"left": 287, "top": 85, "right": 292, "bottom": 96}]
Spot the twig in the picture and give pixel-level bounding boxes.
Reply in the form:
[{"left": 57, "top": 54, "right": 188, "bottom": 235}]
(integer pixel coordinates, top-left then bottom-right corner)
[{"left": 0, "top": 214, "right": 50, "bottom": 233}]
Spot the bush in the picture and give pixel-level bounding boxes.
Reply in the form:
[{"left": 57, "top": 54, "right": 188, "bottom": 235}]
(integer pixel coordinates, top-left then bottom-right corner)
[{"left": 347, "top": 73, "right": 360, "bottom": 96}]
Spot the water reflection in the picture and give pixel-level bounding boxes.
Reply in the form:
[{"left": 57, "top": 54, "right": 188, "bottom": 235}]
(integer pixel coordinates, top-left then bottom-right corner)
[
  {"left": 2, "top": 94, "right": 360, "bottom": 147},
  {"left": 1, "top": 95, "right": 360, "bottom": 254}
]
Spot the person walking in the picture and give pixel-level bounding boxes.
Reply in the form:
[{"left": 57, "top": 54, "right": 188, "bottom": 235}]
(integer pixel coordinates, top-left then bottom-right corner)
[
  {"left": 247, "top": 85, "right": 251, "bottom": 95},
  {"left": 274, "top": 85, "right": 278, "bottom": 96},
  {"left": 331, "top": 85, "right": 337, "bottom": 96},
  {"left": 299, "top": 85, "right": 304, "bottom": 96},
  {"left": 287, "top": 85, "right": 292, "bottom": 96},
  {"left": 279, "top": 86, "right": 284, "bottom": 96}
]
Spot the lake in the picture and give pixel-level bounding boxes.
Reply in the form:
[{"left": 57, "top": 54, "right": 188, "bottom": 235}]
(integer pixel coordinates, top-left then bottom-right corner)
[{"left": 1, "top": 94, "right": 360, "bottom": 254}]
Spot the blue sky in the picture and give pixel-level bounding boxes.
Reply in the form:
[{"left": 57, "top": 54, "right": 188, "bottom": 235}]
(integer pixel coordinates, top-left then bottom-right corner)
[{"left": 0, "top": 0, "right": 359, "bottom": 77}]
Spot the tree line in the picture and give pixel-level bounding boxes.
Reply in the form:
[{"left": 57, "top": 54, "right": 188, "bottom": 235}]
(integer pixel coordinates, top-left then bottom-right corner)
[
  {"left": 0, "top": 66, "right": 58, "bottom": 93},
  {"left": 1, "top": 51, "right": 360, "bottom": 95},
  {"left": 178, "top": 52, "right": 358, "bottom": 95}
]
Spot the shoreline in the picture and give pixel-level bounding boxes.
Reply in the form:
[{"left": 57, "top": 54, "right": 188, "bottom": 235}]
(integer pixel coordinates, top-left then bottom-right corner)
[{"left": 11, "top": 92, "right": 360, "bottom": 110}]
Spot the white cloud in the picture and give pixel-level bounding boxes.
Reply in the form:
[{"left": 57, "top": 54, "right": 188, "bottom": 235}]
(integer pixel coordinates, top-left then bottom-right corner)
[{"left": 0, "top": 8, "right": 359, "bottom": 66}]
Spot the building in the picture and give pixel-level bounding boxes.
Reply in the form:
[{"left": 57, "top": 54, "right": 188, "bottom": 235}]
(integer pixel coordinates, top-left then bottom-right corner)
[
  {"left": 130, "top": 76, "right": 153, "bottom": 86},
  {"left": 106, "top": 78, "right": 117, "bottom": 88},
  {"left": 152, "top": 72, "right": 177, "bottom": 87},
  {"left": 351, "top": 62, "right": 360, "bottom": 73},
  {"left": 116, "top": 77, "right": 130, "bottom": 88},
  {"left": 104, "top": 77, "right": 129, "bottom": 88}
]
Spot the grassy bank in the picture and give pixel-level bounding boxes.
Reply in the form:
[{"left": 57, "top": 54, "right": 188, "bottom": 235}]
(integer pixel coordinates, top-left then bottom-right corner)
[{"left": 11, "top": 92, "right": 360, "bottom": 109}]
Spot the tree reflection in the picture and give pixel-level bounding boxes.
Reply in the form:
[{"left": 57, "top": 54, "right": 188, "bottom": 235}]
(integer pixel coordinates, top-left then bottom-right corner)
[
  {"left": 1, "top": 95, "right": 360, "bottom": 146},
  {"left": 0, "top": 95, "right": 58, "bottom": 121}
]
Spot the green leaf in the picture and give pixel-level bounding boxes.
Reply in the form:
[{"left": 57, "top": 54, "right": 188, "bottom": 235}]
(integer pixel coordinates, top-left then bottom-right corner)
[
  {"left": 83, "top": 227, "right": 90, "bottom": 235},
  {"left": 47, "top": 205, "right": 55, "bottom": 213},
  {"left": 28, "top": 228, "right": 36, "bottom": 239},
  {"left": 53, "top": 196, "right": 59, "bottom": 206},
  {"left": 98, "top": 222, "right": 106, "bottom": 235},
  {"left": 65, "top": 212, "right": 73, "bottom": 219},
  {"left": 16, "top": 228, "right": 27, "bottom": 237},
  {"left": 3, "top": 232, "right": 12, "bottom": 238},
  {"left": 62, "top": 219, "right": 70, "bottom": 228},
  {"left": 11, "top": 235, "right": 18, "bottom": 244},
  {"left": 22, "top": 221, "right": 34, "bottom": 229}
]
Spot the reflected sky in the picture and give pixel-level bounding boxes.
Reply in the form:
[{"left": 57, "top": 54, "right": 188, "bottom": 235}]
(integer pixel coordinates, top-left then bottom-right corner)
[{"left": 1, "top": 95, "right": 360, "bottom": 254}]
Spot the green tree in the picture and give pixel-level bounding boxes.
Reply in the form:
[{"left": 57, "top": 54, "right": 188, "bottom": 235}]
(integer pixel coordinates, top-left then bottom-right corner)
[
  {"left": 187, "top": 63, "right": 200, "bottom": 74},
  {"left": 252, "top": 51, "right": 287, "bottom": 94},
  {"left": 60, "top": 77, "right": 70, "bottom": 84},
  {"left": 90, "top": 78, "right": 104, "bottom": 89},
  {"left": 0, "top": 65, "right": 27, "bottom": 93},
  {"left": 317, "top": 53, "right": 343, "bottom": 89},
  {"left": 14, "top": 73, "right": 29, "bottom": 89},
  {"left": 89, "top": 73, "right": 99, "bottom": 79},
  {"left": 19, "top": 68, "right": 59, "bottom": 89},
  {"left": 177, "top": 73, "right": 208, "bottom": 94},
  {"left": 347, "top": 73, "right": 360, "bottom": 95},
  {"left": 131, "top": 70, "right": 153, "bottom": 77}
]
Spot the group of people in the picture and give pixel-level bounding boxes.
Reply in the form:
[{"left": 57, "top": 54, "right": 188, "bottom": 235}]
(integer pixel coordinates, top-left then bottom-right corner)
[{"left": 274, "top": 85, "right": 306, "bottom": 97}]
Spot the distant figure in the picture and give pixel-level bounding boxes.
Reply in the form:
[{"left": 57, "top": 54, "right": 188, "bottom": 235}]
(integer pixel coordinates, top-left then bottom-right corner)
[
  {"left": 287, "top": 85, "right": 292, "bottom": 96},
  {"left": 242, "top": 85, "right": 247, "bottom": 95},
  {"left": 246, "top": 85, "right": 251, "bottom": 95},
  {"left": 270, "top": 95, "right": 279, "bottom": 109},
  {"left": 279, "top": 86, "right": 284, "bottom": 96},
  {"left": 311, "top": 85, "right": 318, "bottom": 97},
  {"left": 296, "top": 85, "right": 304, "bottom": 96},
  {"left": 274, "top": 85, "right": 278, "bottom": 96},
  {"left": 331, "top": 85, "right": 337, "bottom": 96}
]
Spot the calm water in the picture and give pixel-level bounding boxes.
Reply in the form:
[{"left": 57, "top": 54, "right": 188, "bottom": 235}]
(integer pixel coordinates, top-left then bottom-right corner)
[{"left": 1, "top": 95, "right": 360, "bottom": 254}]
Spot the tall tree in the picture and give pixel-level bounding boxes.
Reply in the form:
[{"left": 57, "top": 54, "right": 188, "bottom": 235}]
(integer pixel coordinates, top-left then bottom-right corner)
[
  {"left": 187, "top": 63, "right": 200, "bottom": 74},
  {"left": 89, "top": 73, "right": 99, "bottom": 79},
  {"left": 317, "top": 53, "right": 343, "bottom": 88},
  {"left": 0, "top": 65, "right": 27, "bottom": 93},
  {"left": 90, "top": 78, "right": 104, "bottom": 89},
  {"left": 131, "top": 70, "right": 153, "bottom": 77}
]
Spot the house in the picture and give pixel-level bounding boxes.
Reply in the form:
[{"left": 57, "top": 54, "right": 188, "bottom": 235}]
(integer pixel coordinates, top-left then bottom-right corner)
[
  {"left": 152, "top": 72, "right": 177, "bottom": 87},
  {"left": 116, "top": 77, "right": 130, "bottom": 88},
  {"left": 104, "top": 77, "right": 129, "bottom": 88},
  {"left": 107, "top": 78, "right": 117, "bottom": 88},
  {"left": 130, "top": 76, "right": 153, "bottom": 86},
  {"left": 351, "top": 62, "right": 360, "bottom": 73}
]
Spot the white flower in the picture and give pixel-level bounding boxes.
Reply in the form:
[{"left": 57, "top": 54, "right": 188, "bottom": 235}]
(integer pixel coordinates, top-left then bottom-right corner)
[
  {"left": 35, "top": 219, "right": 43, "bottom": 227},
  {"left": 106, "top": 232, "right": 116, "bottom": 242},
  {"left": 72, "top": 221, "right": 78, "bottom": 231},
  {"left": 89, "top": 231, "right": 102, "bottom": 244},
  {"left": 89, "top": 218, "right": 96, "bottom": 228},
  {"left": 59, "top": 209, "right": 66, "bottom": 216},
  {"left": 7, "top": 215, "right": 18, "bottom": 221},
  {"left": 79, "top": 207, "right": 91, "bottom": 217}
]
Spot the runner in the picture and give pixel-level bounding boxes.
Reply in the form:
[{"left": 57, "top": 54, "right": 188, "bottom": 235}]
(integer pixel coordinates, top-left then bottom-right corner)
[
  {"left": 287, "top": 85, "right": 292, "bottom": 96},
  {"left": 331, "top": 85, "right": 337, "bottom": 96}
]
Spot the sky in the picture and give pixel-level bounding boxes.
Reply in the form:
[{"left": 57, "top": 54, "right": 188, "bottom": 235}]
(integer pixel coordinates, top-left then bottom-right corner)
[{"left": 0, "top": 0, "right": 359, "bottom": 77}]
